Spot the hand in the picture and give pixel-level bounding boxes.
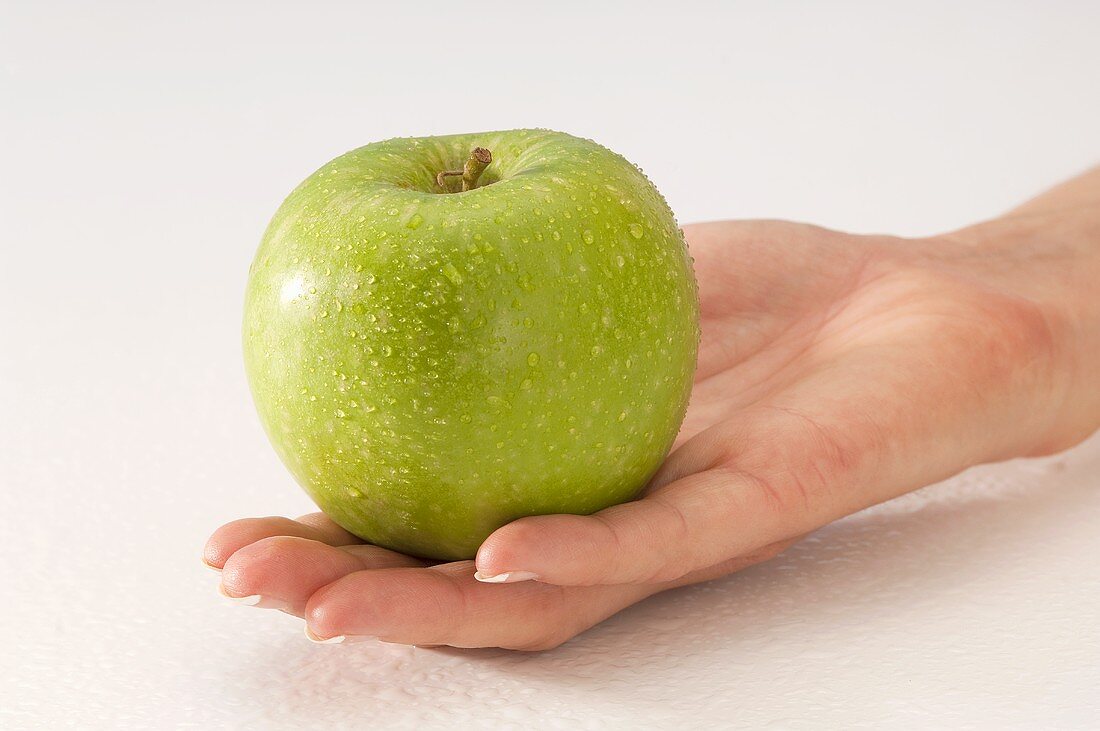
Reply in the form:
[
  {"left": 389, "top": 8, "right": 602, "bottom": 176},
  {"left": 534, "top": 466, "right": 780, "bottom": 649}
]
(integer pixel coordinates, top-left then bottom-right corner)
[{"left": 205, "top": 173, "right": 1100, "bottom": 650}]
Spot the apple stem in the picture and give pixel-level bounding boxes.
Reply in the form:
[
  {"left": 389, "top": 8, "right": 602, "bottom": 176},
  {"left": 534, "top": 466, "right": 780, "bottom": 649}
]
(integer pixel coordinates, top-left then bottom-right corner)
[{"left": 436, "top": 147, "right": 492, "bottom": 192}]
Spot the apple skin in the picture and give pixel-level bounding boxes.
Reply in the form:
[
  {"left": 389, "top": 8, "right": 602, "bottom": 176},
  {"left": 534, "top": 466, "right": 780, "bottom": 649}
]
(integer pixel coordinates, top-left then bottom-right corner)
[{"left": 244, "top": 129, "right": 699, "bottom": 560}]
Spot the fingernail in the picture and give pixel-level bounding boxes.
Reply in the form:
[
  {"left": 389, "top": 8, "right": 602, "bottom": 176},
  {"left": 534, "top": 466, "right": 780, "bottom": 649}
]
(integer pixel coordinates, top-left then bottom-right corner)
[
  {"left": 218, "top": 584, "right": 285, "bottom": 609},
  {"left": 304, "top": 626, "right": 346, "bottom": 644},
  {"left": 303, "top": 627, "right": 378, "bottom": 645},
  {"left": 223, "top": 592, "right": 262, "bottom": 606},
  {"left": 201, "top": 558, "right": 222, "bottom": 573},
  {"left": 473, "top": 570, "right": 539, "bottom": 584}
]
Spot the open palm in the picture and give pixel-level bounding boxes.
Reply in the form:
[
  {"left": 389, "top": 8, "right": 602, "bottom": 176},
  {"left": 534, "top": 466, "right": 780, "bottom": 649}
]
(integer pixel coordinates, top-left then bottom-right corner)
[{"left": 206, "top": 220, "right": 1056, "bottom": 649}]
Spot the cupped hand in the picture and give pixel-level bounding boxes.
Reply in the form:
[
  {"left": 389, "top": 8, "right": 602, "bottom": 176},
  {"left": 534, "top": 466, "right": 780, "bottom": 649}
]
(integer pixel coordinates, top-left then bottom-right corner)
[{"left": 206, "top": 218, "right": 1078, "bottom": 650}]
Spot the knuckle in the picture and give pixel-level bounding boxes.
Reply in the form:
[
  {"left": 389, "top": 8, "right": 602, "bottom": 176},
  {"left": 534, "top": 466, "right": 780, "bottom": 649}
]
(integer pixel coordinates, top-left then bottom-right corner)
[
  {"left": 238, "top": 535, "right": 292, "bottom": 566},
  {"left": 208, "top": 516, "right": 283, "bottom": 555},
  {"left": 221, "top": 516, "right": 277, "bottom": 537},
  {"left": 222, "top": 536, "right": 299, "bottom": 593}
]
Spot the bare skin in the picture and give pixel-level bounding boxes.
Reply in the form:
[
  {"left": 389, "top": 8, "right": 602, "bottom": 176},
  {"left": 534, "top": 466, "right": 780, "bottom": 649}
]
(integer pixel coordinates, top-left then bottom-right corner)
[{"left": 205, "top": 168, "right": 1100, "bottom": 650}]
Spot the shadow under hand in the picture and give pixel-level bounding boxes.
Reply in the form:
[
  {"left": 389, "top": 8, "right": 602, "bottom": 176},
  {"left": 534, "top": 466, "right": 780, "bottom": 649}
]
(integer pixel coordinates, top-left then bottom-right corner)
[{"left": 214, "top": 437, "right": 1100, "bottom": 727}]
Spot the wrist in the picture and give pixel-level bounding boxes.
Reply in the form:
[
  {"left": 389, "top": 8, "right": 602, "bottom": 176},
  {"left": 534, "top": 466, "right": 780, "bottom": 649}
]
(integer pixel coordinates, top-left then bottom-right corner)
[{"left": 927, "top": 208, "right": 1100, "bottom": 457}]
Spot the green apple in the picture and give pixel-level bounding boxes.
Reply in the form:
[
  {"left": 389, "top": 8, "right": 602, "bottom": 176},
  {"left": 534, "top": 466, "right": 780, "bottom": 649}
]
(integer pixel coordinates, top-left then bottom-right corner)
[{"left": 243, "top": 129, "right": 699, "bottom": 560}]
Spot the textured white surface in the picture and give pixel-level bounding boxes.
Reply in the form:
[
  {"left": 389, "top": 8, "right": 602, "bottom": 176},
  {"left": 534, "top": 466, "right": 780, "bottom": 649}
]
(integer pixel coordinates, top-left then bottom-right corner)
[{"left": 2, "top": 2, "right": 1099, "bottom": 728}]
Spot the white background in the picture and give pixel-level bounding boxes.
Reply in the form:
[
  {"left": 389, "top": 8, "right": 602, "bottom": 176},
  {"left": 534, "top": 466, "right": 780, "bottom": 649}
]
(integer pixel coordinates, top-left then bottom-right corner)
[{"left": 2, "top": 1, "right": 1099, "bottom": 728}]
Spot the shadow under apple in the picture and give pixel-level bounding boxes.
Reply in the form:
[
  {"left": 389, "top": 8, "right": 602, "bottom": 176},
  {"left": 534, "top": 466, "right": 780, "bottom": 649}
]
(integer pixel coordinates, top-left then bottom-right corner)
[{"left": 210, "top": 435, "right": 1100, "bottom": 726}]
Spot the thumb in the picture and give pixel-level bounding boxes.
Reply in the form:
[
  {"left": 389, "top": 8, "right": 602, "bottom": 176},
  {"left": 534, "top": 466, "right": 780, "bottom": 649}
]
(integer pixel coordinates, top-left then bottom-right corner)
[{"left": 473, "top": 461, "right": 800, "bottom": 586}]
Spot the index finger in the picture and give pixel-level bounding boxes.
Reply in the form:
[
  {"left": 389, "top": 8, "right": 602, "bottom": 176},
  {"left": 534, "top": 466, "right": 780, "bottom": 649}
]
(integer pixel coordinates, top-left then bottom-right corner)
[{"left": 204, "top": 512, "right": 364, "bottom": 569}]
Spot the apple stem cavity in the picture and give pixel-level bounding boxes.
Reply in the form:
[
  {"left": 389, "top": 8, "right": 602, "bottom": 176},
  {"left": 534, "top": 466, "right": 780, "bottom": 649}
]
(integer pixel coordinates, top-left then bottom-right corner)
[{"left": 436, "top": 147, "right": 492, "bottom": 193}]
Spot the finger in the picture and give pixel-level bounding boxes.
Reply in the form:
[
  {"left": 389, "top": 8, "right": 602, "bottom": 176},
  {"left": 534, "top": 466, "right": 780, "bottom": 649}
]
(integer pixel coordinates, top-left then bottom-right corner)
[
  {"left": 303, "top": 563, "right": 653, "bottom": 650},
  {"left": 473, "top": 468, "right": 760, "bottom": 586},
  {"left": 221, "top": 536, "right": 425, "bottom": 614},
  {"left": 203, "top": 512, "right": 362, "bottom": 569},
  {"left": 475, "top": 407, "right": 839, "bottom": 587}
]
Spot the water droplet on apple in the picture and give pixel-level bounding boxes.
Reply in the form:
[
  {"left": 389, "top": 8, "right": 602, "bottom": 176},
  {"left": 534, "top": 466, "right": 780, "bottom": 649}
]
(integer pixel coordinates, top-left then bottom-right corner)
[
  {"left": 335, "top": 409, "right": 347, "bottom": 418},
  {"left": 552, "top": 231, "right": 561, "bottom": 241},
  {"left": 520, "top": 378, "right": 532, "bottom": 390},
  {"left": 407, "top": 213, "right": 423, "bottom": 230},
  {"left": 387, "top": 208, "right": 398, "bottom": 216},
  {"left": 616, "top": 255, "right": 625, "bottom": 267},
  {"left": 382, "top": 344, "right": 393, "bottom": 357},
  {"left": 459, "top": 413, "right": 472, "bottom": 423},
  {"left": 629, "top": 223, "right": 644, "bottom": 239},
  {"left": 582, "top": 230, "right": 595, "bottom": 245},
  {"left": 442, "top": 262, "right": 463, "bottom": 286},
  {"left": 527, "top": 352, "right": 540, "bottom": 366},
  {"left": 347, "top": 487, "right": 362, "bottom": 498},
  {"left": 617, "top": 411, "right": 627, "bottom": 422}
]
